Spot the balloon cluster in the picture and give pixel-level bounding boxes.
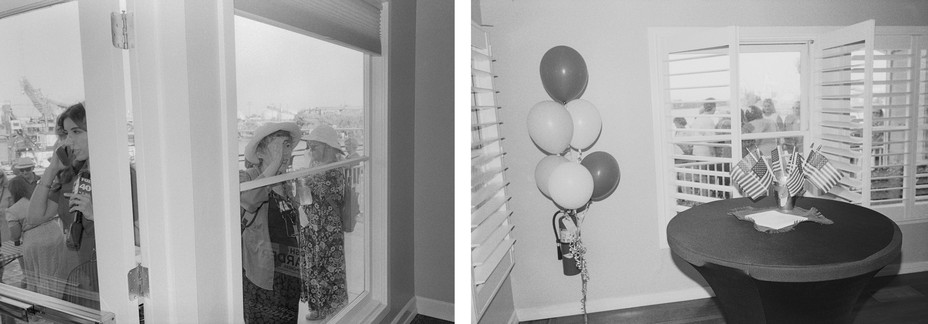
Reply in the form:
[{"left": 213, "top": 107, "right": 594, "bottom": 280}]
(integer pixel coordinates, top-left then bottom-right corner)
[{"left": 529, "top": 46, "right": 621, "bottom": 209}]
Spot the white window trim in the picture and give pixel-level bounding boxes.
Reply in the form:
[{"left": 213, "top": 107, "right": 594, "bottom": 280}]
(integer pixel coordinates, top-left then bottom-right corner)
[
  {"left": 651, "top": 25, "right": 928, "bottom": 249},
  {"left": 125, "top": 1, "right": 390, "bottom": 323}
]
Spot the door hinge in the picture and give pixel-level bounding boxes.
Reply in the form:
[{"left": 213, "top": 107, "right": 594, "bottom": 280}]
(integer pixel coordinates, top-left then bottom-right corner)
[
  {"left": 127, "top": 264, "right": 149, "bottom": 300},
  {"left": 111, "top": 11, "right": 134, "bottom": 50}
]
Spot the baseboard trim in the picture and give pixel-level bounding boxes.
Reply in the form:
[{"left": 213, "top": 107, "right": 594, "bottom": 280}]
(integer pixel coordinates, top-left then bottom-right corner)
[
  {"left": 416, "top": 296, "right": 454, "bottom": 322},
  {"left": 390, "top": 297, "right": 417, "bottom": 324},
  {"left": 516, "top": 261, "right": 928, "bottom": 322},
  {"left": 515, "top": 286, "right": 713, "bottom": 322},
  {"left": 877, "top": 261, "right": 928, "bottom": 277}
]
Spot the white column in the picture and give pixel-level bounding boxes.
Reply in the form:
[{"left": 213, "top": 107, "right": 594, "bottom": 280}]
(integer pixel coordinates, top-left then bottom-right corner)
[{"left": 128, "top": 0, "right": 240, "bottom": 322}]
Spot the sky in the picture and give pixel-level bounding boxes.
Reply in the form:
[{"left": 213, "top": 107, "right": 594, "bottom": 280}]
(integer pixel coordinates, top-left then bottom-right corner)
[
  {"left": 670, "top": 50, "right": 801, "bottom": 116},
  {"left": 0, "top": 2, "right": 363, "bottom": 119},
  {"left": 0, "top": 2, "right": 84, "bottom": 118}
]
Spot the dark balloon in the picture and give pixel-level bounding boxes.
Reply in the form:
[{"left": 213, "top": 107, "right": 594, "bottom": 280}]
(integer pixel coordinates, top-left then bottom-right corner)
[
  {"left": 540, "top": 46, "right": 588, "bottom": 104},
  {"left": 581, "top": 151, "right": 620, "bottom": 201}
]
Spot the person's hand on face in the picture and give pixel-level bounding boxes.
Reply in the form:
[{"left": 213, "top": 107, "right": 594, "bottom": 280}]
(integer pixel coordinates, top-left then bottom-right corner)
[
  {"left": 48, "top": 151, "right": 66, "bottom": 173},
  {"left": 262, "top": 136, "right": 285, "bottom": 177},
  {"left": 262, "top": 136, "right": 293, "bottom": 177}
]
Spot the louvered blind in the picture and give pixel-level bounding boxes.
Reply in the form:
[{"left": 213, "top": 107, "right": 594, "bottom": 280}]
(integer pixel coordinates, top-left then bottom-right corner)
[
  {"left": 235, "top": 0, "right": 382, "bottom": 55},
  {"left": 815, "top": 20, "right": 875, "bottom": 204},
  {"left": 471, "top": 22, "right": 515, "bottom": 323},
  {"left": 914, "top": 33, "right": 928, "bottom": 205},
  {"left": 658, "top": 27, "right": 741, "bottom": 216},
  {"left": 867, "top": 34, "right": 921, "bottom": 207}
]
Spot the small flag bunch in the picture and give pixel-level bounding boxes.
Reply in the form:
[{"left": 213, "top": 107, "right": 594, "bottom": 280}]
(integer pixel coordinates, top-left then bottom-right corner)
[{"left": 730, "top": 144, "right": 841, "bottom": 199}]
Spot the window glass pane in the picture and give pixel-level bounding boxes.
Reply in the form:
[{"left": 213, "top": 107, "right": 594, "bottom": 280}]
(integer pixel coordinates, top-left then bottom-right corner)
[
  {"left": 740, "top": 51, "right": 802, "bottom": 135},
  {"left": 0, "top": 2, "right": 106, "bottom": 312},
  {"left": 235, "top": 15, "right": 367, "bottom": 321}
]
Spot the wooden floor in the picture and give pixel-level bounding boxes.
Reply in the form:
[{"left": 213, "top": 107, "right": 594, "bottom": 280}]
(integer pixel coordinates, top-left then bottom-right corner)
[{"left": 521, "top": 271, "right": 928, "bottom": 324}]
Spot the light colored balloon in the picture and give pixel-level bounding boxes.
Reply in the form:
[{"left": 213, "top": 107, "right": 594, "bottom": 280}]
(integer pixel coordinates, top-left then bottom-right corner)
[
  {"left": 548, "top": 161, "right": 594, "bottom": 209},
  {"left": 566, "top": 99, "right": 602, "bottom": 150},
  {"left": 527, "top": 101, "right": 573, "bottom": 154},
  {"left": 535, "top": 155, "right": 569, "bottom": 197}
]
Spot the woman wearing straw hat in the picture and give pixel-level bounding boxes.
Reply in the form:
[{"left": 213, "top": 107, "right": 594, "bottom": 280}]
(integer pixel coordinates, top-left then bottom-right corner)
[
  {"left": 239, "top": 121, "right": 303, "bottom": 323},
  {"left": 297, "top": 125, "right": 348, "bottom": 321}
]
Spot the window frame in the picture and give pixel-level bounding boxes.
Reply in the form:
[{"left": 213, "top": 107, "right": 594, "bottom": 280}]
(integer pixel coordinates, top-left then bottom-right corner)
[
  {"left": 0, "top": 1, "right": 140, "bottom": 322},
  {"left": 650, "top": 25, "right": 928, "bottom": 249},
  {"left": 124, "top": 1, "right": 390, "bottom": 323}
]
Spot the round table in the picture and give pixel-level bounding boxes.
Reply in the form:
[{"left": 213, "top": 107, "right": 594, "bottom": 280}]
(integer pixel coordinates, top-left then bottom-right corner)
[{"left": 667, "top": 196, "right": 902, "bottom": 324}]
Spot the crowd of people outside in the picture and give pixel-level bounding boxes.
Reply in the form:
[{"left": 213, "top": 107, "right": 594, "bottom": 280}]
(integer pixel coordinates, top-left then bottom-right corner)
[
  {"left": 1, "top": 105, "right": 358, "bottom": 323},
  {"left": 672, "top": 98, "right": 803, "bottom": 159},
  {"left": 240, "top": 121, "right": 357, "bottom": 323},
  {"left": 0, "top": 103, "right": 106, "bottom": 310}
]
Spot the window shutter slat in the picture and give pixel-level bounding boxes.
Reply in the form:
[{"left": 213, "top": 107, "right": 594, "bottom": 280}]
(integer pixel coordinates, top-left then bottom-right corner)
[
  {"left": 471, "top": 181, "right": 508, "bottom": 209},
  {"left": 471, "top": 224, "right": 514, "bottom": 266},
  {"left": 471, "top": 210, "right": 512, "bottom": 246},
  {"left": 815, "top": 20, "right": 874, "bottom": 204},
  {"left": 471, "top": 23, "right": 515, "bottom": 322},
  {"left": 473, "top": 238, "right": 515, "bottom": 281},
  {"left": 472, "top": 196, "right": 510, "bottom": 228}
]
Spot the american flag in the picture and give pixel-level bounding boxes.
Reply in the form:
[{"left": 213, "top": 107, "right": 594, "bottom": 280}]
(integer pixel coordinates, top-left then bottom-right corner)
[
  {"left": 803, "top": 148, "right": 842, "bottom": 192},
  {"left": 730, "top": 151, "right": 772, "bottom": 199},
  {"left": 770, "top": 146, "right": 789, "bottom": 175},
  {"left": 770, "top": 147, "right": 782, "bottom": 174},
  {"left": 786, "top": 152, "right": 805, "bottom": 196}
]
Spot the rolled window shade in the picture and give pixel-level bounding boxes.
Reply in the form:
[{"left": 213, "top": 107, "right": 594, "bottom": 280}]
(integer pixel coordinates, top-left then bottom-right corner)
[
  {"left": 0, "top": 0, "right": 69, "bottom": 19},
  {"left": 235, "top": 0, "right": 382, "bottom": 55}
]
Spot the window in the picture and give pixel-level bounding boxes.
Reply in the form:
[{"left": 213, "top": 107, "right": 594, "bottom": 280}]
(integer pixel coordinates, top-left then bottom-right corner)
[
  {"left": 0, "top": 2, "right": 90, "bottom": 308},
  {"left": 651, "top": 22, "right": 928, "bottom": 247},
  {"left": 234, "top": 14, "right": 373, "bottom": 321},
  {"left": 1, "top": 1, "right": 140, "bottom": 322}
]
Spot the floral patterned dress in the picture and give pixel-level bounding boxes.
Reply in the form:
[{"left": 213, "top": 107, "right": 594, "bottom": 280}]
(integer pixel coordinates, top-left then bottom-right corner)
[{"left": 299, "top": 168, "right": 348, "bottom": 317}]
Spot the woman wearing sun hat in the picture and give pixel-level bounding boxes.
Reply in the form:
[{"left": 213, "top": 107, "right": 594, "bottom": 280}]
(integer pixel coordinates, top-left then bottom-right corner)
[
  {"left": 297, "top": 124, "right": 349, "bottom": 321},
  {"left": 239, "top": 121, "right": 303, "bottom": 323}
]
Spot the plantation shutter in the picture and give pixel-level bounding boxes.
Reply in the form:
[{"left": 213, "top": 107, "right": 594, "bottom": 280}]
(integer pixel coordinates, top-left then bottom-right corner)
[
  {"left": 235, "top": 0, "right": 382, "bottom": 55},
  {"left": 471, "top": 23, "right": 515, "bottom": 323},
  {"left": 910, "top": 30, "right": 928, "bottom": 219},
  {"left": 814, "top": 20, "right": 875, "bottom": 204},
  {"left": 655, "top": 26, "right": 741, "bottom": 223}
]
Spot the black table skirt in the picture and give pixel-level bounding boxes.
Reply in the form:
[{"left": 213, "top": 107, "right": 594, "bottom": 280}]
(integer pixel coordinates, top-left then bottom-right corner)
[
  {"left": 667, "top": 197, "right": 902, "bottom": 323},
  {"left": 668, "top": 196, "right": 902, "bottom": 282}
]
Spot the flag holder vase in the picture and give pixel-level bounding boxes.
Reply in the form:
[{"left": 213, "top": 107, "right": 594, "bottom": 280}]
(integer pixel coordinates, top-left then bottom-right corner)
[{"left": 774, "top": 174, "right": 795, "bottom": 212}]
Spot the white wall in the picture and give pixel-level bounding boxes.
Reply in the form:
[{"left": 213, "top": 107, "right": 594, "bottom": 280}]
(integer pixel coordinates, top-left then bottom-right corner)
[
  {"left": 481, "top": 0, "right": 928, "bottom": 320},
  {"left": 413, "top": 0, "right": 455, "bottom": 318}
]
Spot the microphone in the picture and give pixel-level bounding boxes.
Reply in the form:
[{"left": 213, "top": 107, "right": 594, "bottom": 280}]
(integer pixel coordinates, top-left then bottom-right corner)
[{"left": 66, "top": 172, "right": 91, "bottom": 250}]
